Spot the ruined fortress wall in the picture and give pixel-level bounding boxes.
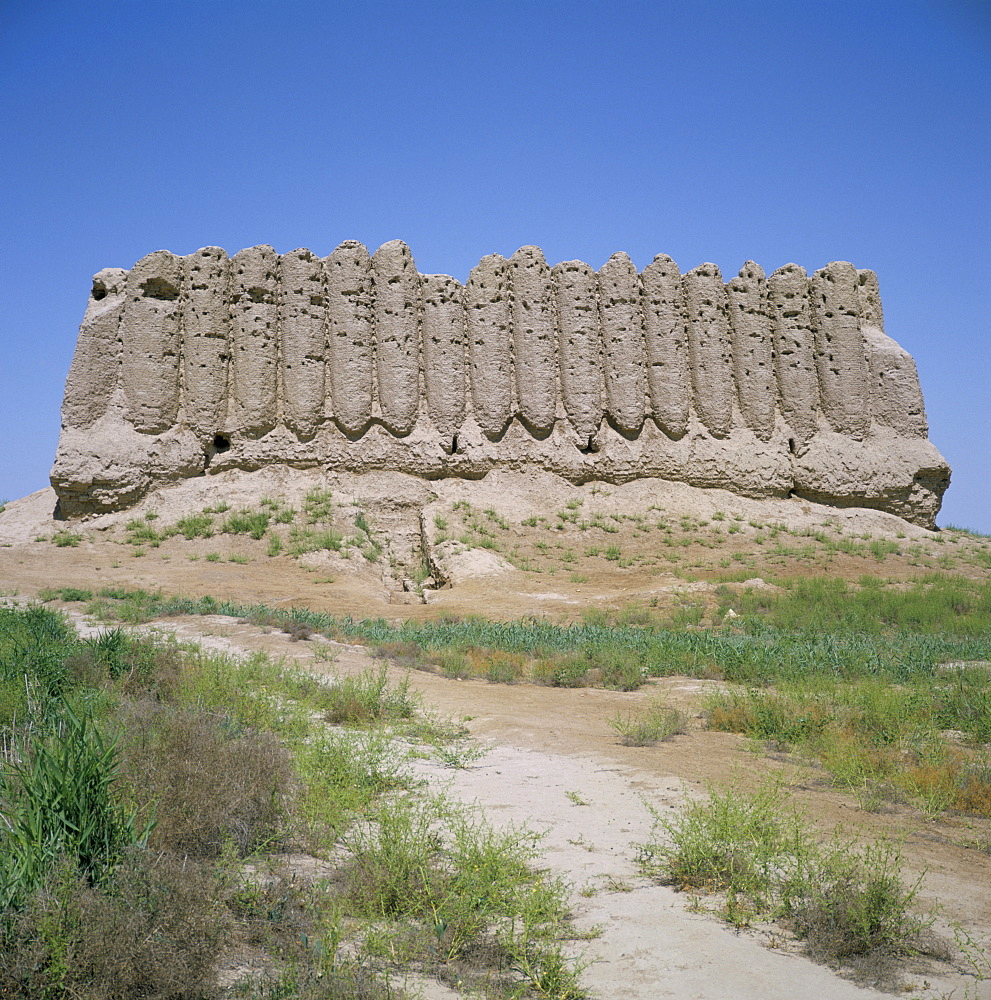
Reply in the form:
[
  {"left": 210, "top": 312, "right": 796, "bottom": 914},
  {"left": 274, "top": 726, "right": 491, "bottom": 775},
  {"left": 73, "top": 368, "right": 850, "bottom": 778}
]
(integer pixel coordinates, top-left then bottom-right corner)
[{"left": 51, "top": 242, "right": 950, "bottom": 526}]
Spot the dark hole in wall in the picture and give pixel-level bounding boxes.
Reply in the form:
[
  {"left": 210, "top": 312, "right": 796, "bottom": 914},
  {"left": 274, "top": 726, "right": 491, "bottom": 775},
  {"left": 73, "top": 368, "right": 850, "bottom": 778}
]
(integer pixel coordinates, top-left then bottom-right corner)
[
  {"left": 140, "top": 277, "right": 180, "bottom": 301},
  {"left": 788, "top": 438, "right": 796, "bottom": 454},
  {"left": 578, "top": 435, "right": 599, "bottom": 454},
  {"left": 91, "top": 282, "right": 108, "bottom": 301},
  {"left": 213, "top": 434, "right": 231, "bottom": 453},
  {"left": 451, "top": 434, "right": 459, "bottom": 454}
]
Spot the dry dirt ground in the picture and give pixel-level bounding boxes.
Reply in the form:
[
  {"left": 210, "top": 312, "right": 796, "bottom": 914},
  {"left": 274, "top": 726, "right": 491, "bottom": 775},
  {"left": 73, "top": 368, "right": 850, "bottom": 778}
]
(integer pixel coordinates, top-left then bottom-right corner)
[{"left": 2, "top": 470, "right": 990, "bottom": 1000}]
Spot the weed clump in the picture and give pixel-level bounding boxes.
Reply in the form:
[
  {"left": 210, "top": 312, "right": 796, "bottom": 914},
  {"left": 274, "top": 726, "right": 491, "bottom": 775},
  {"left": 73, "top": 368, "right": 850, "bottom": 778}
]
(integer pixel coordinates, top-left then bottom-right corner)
[
  {"left": 320, "top": 666, "right": 417, "bottom": 726},
  {"left": 638, "top": 784, "right": 948, "bottom": 987},
  {"left": 117, "top": 701, "right": 292, "bottom": 858},
  {"left": 0, "top": 850, "right": 224, "bottom": 999},
  {"left": 610, "top": 698, "right": 686, "bottom": 745}
]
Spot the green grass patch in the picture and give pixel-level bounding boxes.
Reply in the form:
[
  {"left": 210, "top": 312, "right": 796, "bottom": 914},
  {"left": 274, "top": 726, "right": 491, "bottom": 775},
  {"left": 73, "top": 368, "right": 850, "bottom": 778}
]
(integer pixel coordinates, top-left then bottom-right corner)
[
  {"left": 82, "top": 587, "right": 991, "bottom": 691},
  {"left": 221, "top": 509, "right": 270, "bottom": 539},
  {"left": 729, "top": 574, "right": 991, "bottom": 636}
]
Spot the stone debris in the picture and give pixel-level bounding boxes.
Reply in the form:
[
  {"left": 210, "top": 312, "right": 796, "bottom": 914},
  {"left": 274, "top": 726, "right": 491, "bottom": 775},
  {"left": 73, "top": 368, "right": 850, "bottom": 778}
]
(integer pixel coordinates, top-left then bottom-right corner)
[{"left": 51, "top": 242, "right": 950, "bottom": 526}]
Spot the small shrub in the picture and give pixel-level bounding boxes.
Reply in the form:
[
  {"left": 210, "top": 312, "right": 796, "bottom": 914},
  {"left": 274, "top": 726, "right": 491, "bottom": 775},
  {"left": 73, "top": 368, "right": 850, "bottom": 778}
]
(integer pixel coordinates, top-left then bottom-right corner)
[
  {"left": 478, "top": 650, "right": 526, "bottom": 684},
  {"left": 638, "top": 784, "right": 946, "bottom": 984},
  {"left": 610, "top": 698, "right": 686, "bottom": 746},
  {"left": 594, "top": 648, "right": 646, "bottom": 691},
  {"left": 435, "top": 648, "right": 473, "bottom": 679},
  {"left": 372, "top": 641, "right": 426, "bottom": 671},
  {"left": 283, "top": 620, "right": 314, "bottom": 642},
  {"left": 0, "top": 850, "right": 223, "bottom": 999},
  {"left": 117, "top": 702, "right": 292, "bottom": 858},
  {"left": 321, "top": 666, "right": 418, "bottom": 726},
  {"left": 782, "top": 842, "right": 947, "bottom": 985},
  {"left": 638, "top": 783, "right": 808, "bottom": 902},
  {"left": 531, "top": 652, "right": 589, "bottom": 688}
]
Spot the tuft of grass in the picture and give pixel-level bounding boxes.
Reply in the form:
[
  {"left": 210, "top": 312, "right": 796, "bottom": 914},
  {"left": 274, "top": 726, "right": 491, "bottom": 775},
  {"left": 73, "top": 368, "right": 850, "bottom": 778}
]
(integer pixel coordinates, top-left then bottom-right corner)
[
  {"left": 52, "top": 530, "right": 83, "bottom": 548},
  {"left": 304, "top": 488, "right": 334, "bottom": 523},
  {"left": 170, "top": 513, "right": 214, "bottom": 539},
  {"left": 38, "top": 586, "right": 93, "bottom": 603},
  {"left": 610, "top": 697, "right": 687, "bottom": 746},
  {"left": 221, "top": 509, "right": 270, "bottom": 540},
  {"left": 288, "top": 526, "right": 343, "bottom": 556}
]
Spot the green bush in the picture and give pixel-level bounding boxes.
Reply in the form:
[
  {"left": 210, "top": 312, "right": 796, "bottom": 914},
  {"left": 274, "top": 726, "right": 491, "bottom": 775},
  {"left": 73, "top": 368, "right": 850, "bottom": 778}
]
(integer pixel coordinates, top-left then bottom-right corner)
[
  {"left": 321, "top": 666, "right": 417, "bottom": 725},
  {"left": 288, "top": 526, "right": 343, "bottom": 556},
  {"left": 52, "top": 530, "right": 83, "bottom": 548},
  {"left": 0, "top": 703, "right": 152, "bottom": 910}
]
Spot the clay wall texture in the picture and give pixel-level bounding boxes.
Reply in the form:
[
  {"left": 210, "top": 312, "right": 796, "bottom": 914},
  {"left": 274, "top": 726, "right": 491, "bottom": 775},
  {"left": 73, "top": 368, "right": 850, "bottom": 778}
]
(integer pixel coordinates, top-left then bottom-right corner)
[{"left": 51, "top": 241, "right": 950, "bottom": 526}]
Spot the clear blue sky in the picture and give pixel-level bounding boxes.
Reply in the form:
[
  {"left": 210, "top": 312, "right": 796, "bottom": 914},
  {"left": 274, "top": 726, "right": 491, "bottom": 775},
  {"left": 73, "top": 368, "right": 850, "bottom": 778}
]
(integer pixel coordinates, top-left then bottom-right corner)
[{"left": 2, "top": 0, "right": 988, "bottom": 531}]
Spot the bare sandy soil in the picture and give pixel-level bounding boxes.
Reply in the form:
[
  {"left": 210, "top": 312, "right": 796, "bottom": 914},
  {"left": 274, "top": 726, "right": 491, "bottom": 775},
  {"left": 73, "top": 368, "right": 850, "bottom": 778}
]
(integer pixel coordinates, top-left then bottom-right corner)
[{"left": 2, "top": 472, "right": 990, "bottom": 999}]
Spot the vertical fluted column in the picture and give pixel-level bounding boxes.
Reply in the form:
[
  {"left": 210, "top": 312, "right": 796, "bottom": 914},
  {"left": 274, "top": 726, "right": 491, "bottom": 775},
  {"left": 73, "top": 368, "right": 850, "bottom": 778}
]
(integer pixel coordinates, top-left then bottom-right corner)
[
  {"left": 121, "top": 251, "right": 183, "bottom": 433},
  {"left": 553, "top": 260, "right": 602, "bottom": 442},
  {"left": 597, "top": 252, "right": 645, "bottom": 434},
  {"left": 768, "top": 264, "right": 818, "bottom": 447},
  {"left": 181, "top": 247, "right": 230, "bottom": 438},
  {"left": 421, "top": 274, "right": 466, "bottom": 440},
  {"left": 325, "top": 241, "right": 374, "bottom": 435},
  {"left": 229, "top": 246, "right": 278, "bottom": 436},
  {"left": 278, "top": 248, "right": 327, "bottom": 437},
  {"left": 466, "top": 253, "right": 512, "bottom": 437},
  {"left": 641, "top": 254, "right": 689, "bottom": 437},
  {"left": 509, "top": 246, "right": 557, "bottom": 434},
  {"left": 372, "top": 240, "right": 421, "bottom": 435},
  {"left": 62, "top": 268, "right": 127, "bottom": 428},
  {"left": 683, "top": 264, "right": 733, "bottom": 437},
  {"left": 856, "top": 269, "right": 884, "bottom": 331},
  {"left": 810, "top": 261, "right": 869, "bottom": 439},
  {"left": 726, "top": 262, "right": 775, "bottom": 441},
  {"left": 858, "top": 269, "right": 927, "bottom": 437}
]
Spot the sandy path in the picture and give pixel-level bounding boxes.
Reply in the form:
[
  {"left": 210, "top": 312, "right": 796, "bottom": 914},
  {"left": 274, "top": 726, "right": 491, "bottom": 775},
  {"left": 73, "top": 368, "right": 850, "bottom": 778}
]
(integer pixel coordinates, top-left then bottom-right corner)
[{"left": 412, "top": 746, "right": 898, "bottom": 1000}]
